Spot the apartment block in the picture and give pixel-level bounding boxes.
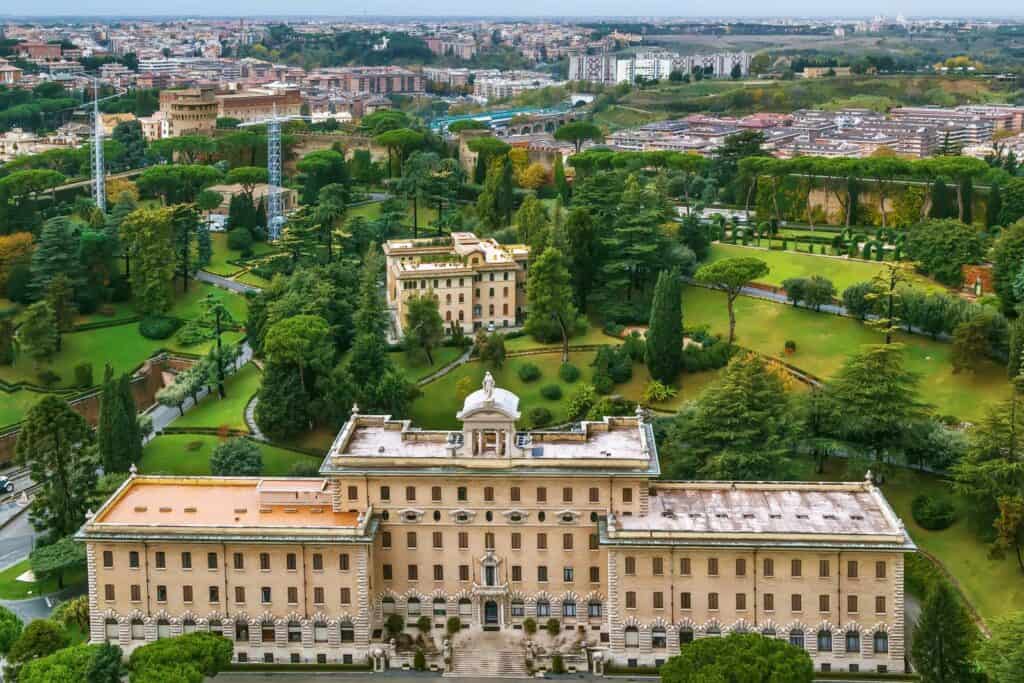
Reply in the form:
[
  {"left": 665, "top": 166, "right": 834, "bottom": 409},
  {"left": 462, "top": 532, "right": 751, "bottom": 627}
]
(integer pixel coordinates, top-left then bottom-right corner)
[{"left": 158, "top": 87, "right": 217, "bottom": 138}]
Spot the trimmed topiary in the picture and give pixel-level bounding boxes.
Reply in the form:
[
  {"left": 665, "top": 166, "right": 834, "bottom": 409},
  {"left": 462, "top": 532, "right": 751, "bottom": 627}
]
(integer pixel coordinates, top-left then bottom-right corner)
[
  {"left": 593, "top": 373, "right": 614, "bottom": 395},
  {"left": 517, "top": 362, "right": 541, "bottom": 382},
  {"left": 528, "top": 406, "right": 553, "bottom": 427},
  {"left": 911, "top": 494, "right": 958, "bottom": 531},
  {"left": 558, "top": 362, "right": 580, "bottom": 383},
  {"left": 139, "top": 316, "right": 181, "bottom": 340},
  {"left": 540, "top": 384, "right": 562, "bottom": 401}
]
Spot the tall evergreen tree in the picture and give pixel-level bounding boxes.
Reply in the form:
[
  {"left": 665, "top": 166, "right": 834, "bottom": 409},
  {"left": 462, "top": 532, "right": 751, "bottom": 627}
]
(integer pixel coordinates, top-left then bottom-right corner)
[
  {"left": 930, "top": 178, "right": 954, "bottom": 219},
  {"left": 15, "top": 396, "right": 97, "bottom": 539},
  {"left": 524, "top": 247, "right": 579, "bottom": 362},
  {"left": 18, "top": 301, "right": 58, "bottom": 367},
  {"left": 645, "top": 268, "right": 683, "bottom": 383},
  {"left": 29, "top": 217, "right": 80, "bottom": 300},
  {"left": 599, "top": 174, "right": 669, "bottom": 308},
  {"left": 565, "top": 207, "right": 600, "bottom": 311},
  {"left": 987, "top": 183, "right": 1003, "bottom": 229},
  {"left": 911, "top": 582, "right": 979, "bottom": 683},
  {"left": 44, "top": 274, "right": 76, "bottom": 352},
  {"left": 553, "top": 153, "right": 570, "bottom": 203},
  {"left": 254, "top": 362, "right": 311, "bottom": 442}
]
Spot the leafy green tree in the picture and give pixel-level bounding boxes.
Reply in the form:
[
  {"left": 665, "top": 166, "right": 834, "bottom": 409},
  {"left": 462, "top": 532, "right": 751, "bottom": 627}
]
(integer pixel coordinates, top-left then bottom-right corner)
[
  {"left": 296, "top": 150, "right": 348, "bottom": 205},
  {"left": 254, "top": 362, "right": 311, "bottom": 440},
  {"left": 52, "top": 594, "right": 90, "bottom": 636},
  {"left": 553, "top": 121, "right": 603, "bottom": 154},
  {"left": 475, "top": 157, "right": 505, "bottom": 230},
  {"left": 476, "top": 330, "right": 507, "bottom": 369},
  {"left": 974, "top": 611, "right": 1024, "bottom": 682},
  {"left": 120, "top": 206, "right": 176, "bottom": 315},
  {"left": 0, "top": 605, "right": 23, "bottom": 656},
  {"left": 0, "top": 318, "right": 14, "bottom": 366},
  {"left": 97, "top": 370, "right": 141, "bottom": 473},
  {"left": 264, "top": 314, "right": 333, "bottom": 394},
  {"left": 19, "top": 642, "right": 123, "bottom": 683},
  {"left": 661, "top": 632, "right": 812, "bottom": 683},
  {"left": 30, "top": 216, "right": 81, "bottom": 300},
  {"left": 149, "top": 135, "right": 214, "bottom": 165},
  {"left": 802, "top": 275, "right": 836, "bottom": 311},
  {"left": 315, "top": 182, "right": 349, "bottom": 262},
  {"left": 952, "top": 313, "right": 994, "bottom": 373},
  {"left": 645, "top": 268, "right": 683, "bottom": 383},
  {"left": 1000, "top": 177, "right": 1024, "bottom": 226},
  {"left": 693, "top": 256, "right": 769, "bottom": 343},
  {"left": 128, "top": 632, "right": 232, "bottom": 683},
  {"left": 987, "top": 182, "right": 1003, "bottom": 229},
  {"left": 911, "top": 582, "right": 979, "bottom": 683},
  {"left": 397, "top": 151, "right": 439, "bottom": 237},
  {"left": 6, "top": 620, "right": 68, "bottom": 676},
  {"left": 992, "top": 220, "right": 1024, "bottom": 313},
  {"left": 553, "top": 153, "right": 569, "bottom": 202},
  {"left": 224, "top": 166, "right": 269, "bottom": 202},
  {"left": 210, "top": 437, "right": 263, "bottom": 476},
  {"left": 374, "top": 128, "right": 425, "bottom": 177},
  {"left": 904, "top": 219, "right": 986, "bottom": 287},
  {"left": 466, "top": 136, "right": 510, "bottom": 183},
  {"left": 18, "top": 300, "right": 58, "bottom": 367},
  {"left": 514, "top": 195, "right": 549, "bottom": 252},
  {"left": 29, "top": 535, "right": 86, "bottom": 590},
  {"left": 44, "top": 274, "right": 76, "bottom": 352},
  {"left": 525, "top": 247, "right": 580, "bottom": 363},
  {"left": 564, "top": 207, "right": 600, "bottom": 311},
  {"left": 404, "top": 295, "right": 444, "bottom": 365},
  {"left": 867, "top": 261, "right": 916, "bottom": 343},
  {"left": 135, "top": 164, "right": 221, "bottom": 204}
]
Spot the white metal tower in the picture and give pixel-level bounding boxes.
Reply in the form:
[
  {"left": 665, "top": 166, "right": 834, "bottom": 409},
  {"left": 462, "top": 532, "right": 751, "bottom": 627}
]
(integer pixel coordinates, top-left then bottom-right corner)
[
  {"left": 239, "top": 106, "right": 309, "bottom": 242},
  {"left": 91, "top": 78, "right": 106, "bottom": 213}
]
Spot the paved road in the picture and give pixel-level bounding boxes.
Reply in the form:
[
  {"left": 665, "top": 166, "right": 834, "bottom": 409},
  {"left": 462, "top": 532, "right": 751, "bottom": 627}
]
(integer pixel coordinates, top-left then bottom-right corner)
[
  {"left": 195, "top": 270, "right": 263, "bottom": 294},
  {"left": 1, "top": 586, "right": 85, "bottom": 624},
  {"left": 0, "top": 510, "right": 35, "bottom": 571}
]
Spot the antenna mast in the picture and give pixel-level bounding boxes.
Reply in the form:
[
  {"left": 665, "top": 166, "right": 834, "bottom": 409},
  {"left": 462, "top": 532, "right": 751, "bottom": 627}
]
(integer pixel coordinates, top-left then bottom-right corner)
[
  {"left": 267, "top": 103, "right": 283, "bottom": 241},
  {"left": 92, "top": 77, "right": 106, "bottom": 212}
]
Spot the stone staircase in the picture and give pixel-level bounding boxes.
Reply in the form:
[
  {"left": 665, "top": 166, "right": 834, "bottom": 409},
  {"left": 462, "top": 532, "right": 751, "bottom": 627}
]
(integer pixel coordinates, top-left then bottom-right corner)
[{"left": 445, "top": 648, "right": 529, "bottom": 678}]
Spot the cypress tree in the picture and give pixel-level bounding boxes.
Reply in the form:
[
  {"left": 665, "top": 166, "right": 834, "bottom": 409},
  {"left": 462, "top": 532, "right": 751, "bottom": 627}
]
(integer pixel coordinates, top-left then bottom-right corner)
[
  {"left": 117, "top": 374, "right": 143, "bottom": 468},
  {"left": 98, "top": 371, "right": 142, "bottom": 473},
  {"left": 911, "top": 582, "right": 979, "bottom": 683},
  {"left": 96, "top": 368, "right": 117, "bottom": 472},
  {"left": 554, "top": 154, "right": 570, "bottom": 203},
  {"left": 645, "top": 268, "right": 684, "bottom": 383},
  {"left": 930, "top": 178, "right": 953, "bottom": 219},
  {"left": 987, "top": 183, "right": 1002, "bottom": 228}
]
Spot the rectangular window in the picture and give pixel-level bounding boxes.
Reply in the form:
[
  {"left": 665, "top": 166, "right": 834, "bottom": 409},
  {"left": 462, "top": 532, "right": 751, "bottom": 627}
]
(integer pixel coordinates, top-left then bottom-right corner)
[
  {"left": 433, "top": 565, "right": 444, "bottom": 581},
  {"left": 848, "top": 595, "right": 859, "bottom": 613},
  {"left": 536, "top": 487, "right": 547, "bottom": 503},
  {"left": 341, "top": 588, "right": 351, "bottom": 604},
  {"left": 562, "top": 533, "right": 573, "bottom": 550},
  {"left": 347, "top": 485, "right": 358, "bottom": 500},
  {"left": 764, "top": 593, "right": 774, "bottom": 611},
  {"left": 261, "top": 587, "right": 272, "bottom": 603},
  {"left": 405, "top": 486, "right": 416, "bottom": 501},
  {"left": 383, "top": 565, "right": 393, "bottom": 581},
  {"left": 459, "top": 565, "right": 469, "bottom": 581},
  {"left": 380, "top": 485, "right": 390, "bottom": 501},
  {"left": 792, "top": 594, "right": 802, "bottom": 612},
  {"left": 622, "top": 488, "right": 633, "bottom": 503},
  {"left": 407, "top": 532, "right": 417, "bottom": 549},
  {"left": 652, "top": 557, "right": 664, "bottom": 575},
  {"left": 209, "top": 586, "right": 219, "bottom": 603},
  {"left": 130, "top": 584, "right": 141, "bottom": 602},
  {"left": 457, "top": 486, "right": 467, "bottom": 501},
  {"left": 485, "top": 532, "right": 495, "bottom": 550},
  {"left": 563, "top": 567, "right": 574, "bottom": 583},
  {"left": 589, "top": 534, "right": 599, "bottom": 550},
  {"left": 339, "top": 553, "right": 350, "bottom": 571},
  {"left": 708, "top": 592, "right": 719, "bottom": 610},
  {"left": 537, "top": 533, "right": 548, "bottom": 550},
  {"left": 653, "top": 591, "right": 664, "bottom": 609},
  {"left": 819, "top": 559, "right": 830, "bottom": 578},
  {"left": 537, "top": 566, "right": 548, "bottom": 582},
  {"left": 104, "top": 584, "right": 115, "bottom": 601},
  {"left": 511, "top": 565, "right": 522, "bottom": 582},
  {"left": 286, "top": 553, "right": 297, "bottom": 571},
  {"left": 680, "top": 592, "right": 691, "bottom": 609},
  {"left": 847, "top": 560, "right": 859, "bottom": 578},
  {"left": 590, "top": 566, "right": 600, "bottom": 583},
  {"left": 707, "top": 558, "right": 719, "bottom": 576},
  {"left": 736, "top": 593, "right": 746, "bottom": 610},
  {"left": 875, "top": 561, "right": 887, "bottom": 579},
  {"left": 431, "top": 486, "right": 442, "bottom": 502},
  {"left": 680, "top": 557, "right": 691, "bottom": 576},
  {"left": 259, "top": 553, "right": 270, "bottom": 570},
  {"left": 382, "top": 531, "right": 392, "bottom": 549},
  {"left": 408, "top": 565, "right": 419, "bottom": 581},
  {"left": 510, "top": 486, "right": 520, "bottom": 502},
  {"left": 458, "top": 532, "right": 469, "bottom": 549},
  {"left": 624, "top": 556, "right": 636, "bottom": 575},
  {"left": 234, "top": 587, "right": 245, "bottom": 603},
  {"left": 589, "top": 487, "right": 600, "bottom": 503},
  {"left": 313, "top": 587, "right": 325, "bottom": 605},
  {"left": 155, "top": 551, "right": 166, "bottom": 569},
  {"left": 484, "top": 486, "right": 494, "bottom": 502},
  {"left": 207, "top": 552, "right": 217, "bottom": 570},
  {"left": 791, "top": 559, "right": 802, "bottom": 577},
  {"left": 511, "top": 533, "right": 521, "bottom": 549},
  {"left": 736, "top": 558, "right": 746, "bottom": 576},
  {"left": 233, "top": 553, "right": 244, "bottom": 570},
  {"left": 625, "top": 591, "right": 636, "bottom": 609},
  {"left": 819, "top": 594, "right": 830, "bottom": 612},
  {"left": 433, "top": 531, "right": 443, "bottom": 548},
  {"left": 763, "top": 558, "right": 774, "bottom": 577},
  {"left": 312, "top": 554, "right": 323, "bottom": 571},
  {"left": 181, "top": 552, "right": 192, "bottom": 569},
  {"left": 875, "top": 596, "right": 886, "bottom": 613},
  {"left": 563, "top": 487, "right": 573, "bottom": 503},
  {"left": 156, "top": 585, "right": 167, "bottom": 602},
  {"left": 183, "top": 585, "right": 193, "bottom": 603},
  {"left": 102, "top": 550, "right": 113, "bottom": 568}
]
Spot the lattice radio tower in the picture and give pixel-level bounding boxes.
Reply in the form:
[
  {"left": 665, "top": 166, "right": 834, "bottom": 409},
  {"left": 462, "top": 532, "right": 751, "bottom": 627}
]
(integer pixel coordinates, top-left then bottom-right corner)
[
  {"left": 91, "top": 78, "right": 106, "bottom": 213},
  {"left": 239, "top": 105, "right": 308, "bottom": 242}
]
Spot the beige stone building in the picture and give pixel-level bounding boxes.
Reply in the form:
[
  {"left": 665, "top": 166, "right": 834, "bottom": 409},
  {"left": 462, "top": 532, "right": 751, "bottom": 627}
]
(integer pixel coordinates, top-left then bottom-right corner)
[
  {"left": 216, "top": 88, "right": 303, "bottom": 124},
  {"left": 384, "top": 232, "right": 529, "bottom": 337},
  {"left": 159, "top": 87, "right": 218, "bottom": 138},
  {"left": 79, "top": 378, "right": 913, "bottom": 675}
]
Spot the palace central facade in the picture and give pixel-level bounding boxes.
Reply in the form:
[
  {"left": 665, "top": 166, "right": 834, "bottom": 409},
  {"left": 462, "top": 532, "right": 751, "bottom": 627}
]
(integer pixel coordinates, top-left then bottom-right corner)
[{"left": 79, "top": 375, "right": 914, "bottom": 674}]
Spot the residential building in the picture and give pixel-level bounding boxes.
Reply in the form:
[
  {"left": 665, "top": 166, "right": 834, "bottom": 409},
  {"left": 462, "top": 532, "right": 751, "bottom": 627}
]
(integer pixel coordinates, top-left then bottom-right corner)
[
  {"left": 159, "top": 87, "right": 218, "bottom": 137},
  {"left": 216, "top": 88, "right": 302, "bottom": 123},
  {"left": 0, "top": 58, "right": 23, "bottom": 84},
  {"left": 384, "top": 232, "right": 529, "bottom": 335},
  {"left": 16, "top": 42, "right": 62, "bottom": 61},
  {"left": 79, "top": 379, "right": 913, "bottom": 674}
]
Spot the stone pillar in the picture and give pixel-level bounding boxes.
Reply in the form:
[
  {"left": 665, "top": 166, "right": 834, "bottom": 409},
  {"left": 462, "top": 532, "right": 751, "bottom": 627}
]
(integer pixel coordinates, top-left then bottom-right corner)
[
  {"left": 356, "top": 548, "right": 372, "bottom": 648},
  {"left": 891, "top": 555, "right": 906, "bottom": 672},
  {"left": 86, "top": 544, "right": 105, "bottom": 644}
]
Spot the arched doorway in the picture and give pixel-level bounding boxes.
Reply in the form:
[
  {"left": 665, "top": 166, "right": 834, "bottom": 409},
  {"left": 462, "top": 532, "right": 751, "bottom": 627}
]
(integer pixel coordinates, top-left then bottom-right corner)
[{"left": 484, "top": 600, "right": 498, "bottom": 626}]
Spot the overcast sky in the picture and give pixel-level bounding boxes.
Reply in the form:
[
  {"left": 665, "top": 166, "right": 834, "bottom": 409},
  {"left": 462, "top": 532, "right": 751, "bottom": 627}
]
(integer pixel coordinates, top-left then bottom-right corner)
[{"left": 5, "top": 0, "right": 1022, "bottom": 19}]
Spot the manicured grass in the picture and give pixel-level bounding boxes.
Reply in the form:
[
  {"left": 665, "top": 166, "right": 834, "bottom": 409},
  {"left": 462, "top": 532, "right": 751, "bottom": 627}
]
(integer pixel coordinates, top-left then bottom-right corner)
[
  {"left": 706, "top": 243, "right": 944, "bottom": 293},
  {"left": 140, "top": 434, "right": 321, "bottom": 476},
  {"left": 173, "top": 363, "right": 261, "bottom": 431},
  {"left": 683, "top": 286, "right": 1010, "bottom": 421},
  {"left": 0, "top": 558, "right": 87, "bottom": 600},
  {"left": 348, "top": 199, "right": 440, "bottom": 228},
  {"left": 616, "top": 363, "right": 725, "bottom": 413},
  {"left": 204, "top": 232, "right": 279, "bottom": 277},
  {"left": 168, "top": 280, "right": 249, "bottom": 322},
  {"left": 0, "top": 389, "right": 50, "bottom": 428},
  {"left": 790, "top": 457, "right": 1024, "bottom": 623},
  {"left": 235, "top": 270, "right": 273, "bottom": 289},
  {"left": 504, "top": 325, "right": 623, "bottom": 352},
  {"left": 389, "top": 346, "right": 464, "bottom": 382}
]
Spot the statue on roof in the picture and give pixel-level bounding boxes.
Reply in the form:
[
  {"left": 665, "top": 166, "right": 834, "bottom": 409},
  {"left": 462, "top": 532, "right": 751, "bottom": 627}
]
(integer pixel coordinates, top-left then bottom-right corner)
[{"left": 482, "top": 371, "right": 495, "bottom": 401}]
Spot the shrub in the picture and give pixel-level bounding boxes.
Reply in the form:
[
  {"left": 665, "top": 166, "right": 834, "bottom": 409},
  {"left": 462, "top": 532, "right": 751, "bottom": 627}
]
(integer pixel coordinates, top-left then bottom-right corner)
[
  {"left": 37, "top": 370, "right": 61, "bottom": 387},
  {"left": 528, "top": 406, "right": 553, "bottom": 427},
  {"left": 446, "top": 617, "right": 462, "bottom": 636},
  {"left": 74, "top": 362, "right": 94, "bottom": 388},
  {"left": 523, "top": 618, "right": 537, "bottom": 636},
  {"left": 545, "top": 618, "right": 561, "bottom": 637},
  {"left": 413, "top": 648, "right": 426, "bottom": 671},
  {"left": 416, "top": 616, "right": 431, "bottom": 633},
  {"left": 567, "top": 384, "right": 597, "bottom": 419},
  {"left": 128, "top": 632, "right": 232, "bottom": 679},
  {"left": 289, "top": 460, "right": 321, "bottom": 477},
  {"left": 593, "top": 373, "right": 614, "bottom": 395},
  {"left": 911, "top": 494, "right": 958, "bottom": 531},
  {"left": 558, "top": 362, "right": 580, "bottom": 383},
  {"left": 210, "top": 438, "right": 262, "bottom": 476},
  {"left": 385, "top": 614, "right": 405, "bottom": 636},
  {"left": 540, "top": 384, "right": 562, "bottom": 400},
  {"left": 139, "top": 316, "right": 181, "bottom": 340},
  {"left": 641, "top": 380, "right": 677, "bottom": 404},
  {"left": 784, "top": 340, "right": 797, "bottom": 354},
  {"left": 517, "top": 362, "right": 541, "bottom": 382},
  {"left": 680, "top": 342, "right": 735, "bottom": 373},
  {"left": 551, "top": 653, "right": 565, "bottom": 674},
  {"left": 227, "top": 228, "right": 253, "bottom": 255},
  {"left": 602, "top": 322, "right": 625, "bottom": 337}
]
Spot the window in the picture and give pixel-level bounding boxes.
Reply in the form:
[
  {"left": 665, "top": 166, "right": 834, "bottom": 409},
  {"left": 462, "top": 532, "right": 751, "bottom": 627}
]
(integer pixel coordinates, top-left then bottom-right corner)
[
  {"left": 312, "top": 554, "right": 323, "bottom": 571},
  {"left": 562, "top": 487, "right": 573, "bottom": 503},
  {"left": 874, "top": 631, "right": 889, "bottom": 654},
  {"left": 339, "top": 553, "right": 350, "bottom": 571},
  {"left": 512, "top": 600, "right": 525, "bottom": 618},
  {"left": 652, "top": 557, "right": 664, "bottom": 575},
  {"left": 622, "top": 488, "right": 633, "bottom": 504},
  {"left": 625, "top": 591, "right": 636, "bottom": 609},
  {"left": 680, "top": 592, "right": 691, "bottom": 609},
  {"left": 457, "top": 486, "right": 467, "bottom": 501},
  {"left": 848, "top": 595, "right": 859, "bottom": 613},
  {"left": 459, "top": 565, "right": 469, "bottom": 581},
  {"left": 104, "top": 584, "right": 115, "bottom": 601},
  {"left": 537, "top": 600, "right": 551, "bottom": 617},
  {"left": 207, "top": 552, "right": 217, "bottom": 570},
  {"left": 458, "top": 532, "right": 469, "bottom": 549},
  {"left": 183, "top": 585, "right": 193, "bottom": 603},
  {"left": 155, "top": 551, "right": 166, "bottom": 569},
  {"left": 288, "top": 587, "right": 300, "bottom": 604},
  {"left": 408, "top": 564, "right": 418, "bottom": 581},
  {"left": 259, "top": 553, "right": 270, "bottom": 570},
  {"left": 382, "top": 531, "right": 392, "bottom": 548},
  {"left": 341, "top": 588, "right": 351, "bottom": 604},
  {"left": 286, "top": 621, "right": 301, "bottom": 643},
  {"left": 511, "top": 533, "right": 521, "bottom": 550},
  {"left": 537, "top": 533, "right": 548, "bottom": 550},
  {"left": 588, "top": 601, "right": 602, "bottom": 618},
  {"left": 764, "top": 593, "right": 774, "bottom": 611},
  {"left": 563, "top": 567, "right": 574, "bottom": 582},
  {"left": 405, "top": 486, "right": 416, "bottom": 501},
  {"left": 562, "top": 600, "right": 576, "bottom": 618},
  {"left": 383, "top": 565, "right": 392, "bottom": 581},
  {"left": 261, "top": 623, "right": 275, "bottom": 643},
  {"left": 434, "top": 598, "right": 447, "bottom": 617},
  {"left": 314, "top": 621, "right": 328, "bottom": 643},
  {"left": 285, "top": 553, "right": 297, "bottom": 571},
  {"left": 131, "top": 619, "right": 145, "bottom": 640},
  {"left": 380, "top": 485, "right": 390, "bottom": 501},
  {"left": 680, "top": 557, "right": 691, "bottom": 576},
  {"left": 511, "top": 486, "right": 520, "bottom": 502},
  {"left": 875, "top": 596, "right": 886, "bottom": 613},
  {"left": 234, "top": 622, "right": 249, "bottom": 642},
  {"left": 708, "top": 592, "right": 719, "bottom": 610},
  {"left": 624, "top": 556, "right": 636, "bottom": 575},
  {"left": 735, "top": 558, "right": 746, "bottom": 576},
  {"left": 653, "top": 592, "right": 663, "bottom": 609},
  {"left": 104, "top": 618, "right": 118, "bottom": 642},
  {"left": 484, "top": 486, "right": 494, "bottom": 502},
  {"left": 233, "top": 553, "right": 244, "bottom": 570},
  {"left": 819, "top": 594, "right": 830, "bottom": 612},
  {"left": 791, "top": 594, "right": 802, "bottom": 612},
  {"left": 589, "top": 534, "right": 599, "bottom": 550},
  {"left": 562, "top": 533, "right": 573, "bottom": 550},
  {"left": 407, "top": 597, "right": 421, "bottom": 616},
  {"left": 818, "top": 630, "right": 833, "bottom": 652},
  {"left": 261, "top": 587, "right": 272, "bottom": 603},
  {"left": 649, "top": 626, "right": 666, "bottom": 649},
  {"left": 156, "top": 585, "right": 167, "bottom": 602},
  {"left": 537, "top": 566, "right": 548, "bottom": 582},
  {"left": 209, "top": 586, "right": 219, "bottom": 603},
  {"left": 312, "top": 586, "right": 324, "bottom": 604},
  {"left": 819, "top": 559, "right": 830, "bottom": 577},
  {"left": 407, "top": 531, "right": 417, "bottom": 549},
  {"left": 234, "top": 587, "right": 245, "bottom": 603},
  {"left": 736, "top": 593, "right": 746, "bottom": 610},
  {"left": 536, "top": 487, "right": 547, "bottom": 503},
  {"left": 791, "top": 559, "right": 802, "bottom": 577},
  {"left": 511, "top": 565, "right": 522, "bottom": 582},
  {"left": 433, "top": 564, "right": 444, "bottom": 581},
  {"left": 431, "top": 486, "right": 442, "bottom": 502},
  {"left": 763, "top": 558, "right": 774, "bottom": 577},
  {"left": 846, "top": 631, "right": 861, "bottom": 653},
  {"left": 102, "top": 550, "right": 113, "bottom": 568},
  {"left": 875, "top": 561, "right": 887, "bottom": 578},
  {"left": 624, "top": 626, "right": 639, "bottom": 648},
  {"left": 789, "top": 629, "right": 805, "bottom": 649},
  {"left": 347, "top": 485, "right": 358, "bottom": 500},
  {"left": 485, "top": 532, "right": 495, "bottom": 550},
  {"left": 848, "top": 560, "right": 859, "bottom": 578},
  {"left": 589, "top": 487, "right": 600, "bottom": 503},
  {"left": 707, "top": 558, "right": 719, "bottom": 576}
]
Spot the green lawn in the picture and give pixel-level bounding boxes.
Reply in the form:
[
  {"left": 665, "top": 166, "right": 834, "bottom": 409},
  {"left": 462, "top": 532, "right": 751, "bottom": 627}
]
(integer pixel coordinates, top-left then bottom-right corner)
[
  {"left": 504, "top": 325, "right": 623, "bottom": 352},
  {"left": 348, "top": 199, "right": 440, "bottom": 228},
  {"left": 683, "top": 286, "right": 1010, "bottom": 421},
  {"left": 0, "top": 558, "right": 87, "bottom": 600},
  {"left": 140, "top": 434, "right": 322, "bottom": 476},
  {"left": 234, "top": 270, "right": 273, "bottom": 289},
  {"left": 0, "top": 389, "right": 51, "bottom": 429},
  {"left": 173, "top": 363, "right": 261, "bottom": 431},
  {"left": 791, "top": 457, "right": 1024, "bottom": 623},
  {"left": 706, "top": 243, "right": 944, "bottom": 293},
  {"left": 168, "top": 280, "right": 249, "bottom": 322},
  {"left": 203, "top": 232, "right": 278, "bottom": 277},
  {"left": 389, "top": 347, "right": 464, "bottom": 382}
]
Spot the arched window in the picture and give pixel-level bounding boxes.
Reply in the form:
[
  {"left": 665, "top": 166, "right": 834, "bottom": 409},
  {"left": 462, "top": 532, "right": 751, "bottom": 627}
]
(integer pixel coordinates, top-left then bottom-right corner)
[
  {"left": 458, "top": 598, "right": 472, "bottom": 619},
  {"left": 624, "top": 626, "right": 639, "bottom": 648},
  {"left": 183, "top": 618, "right": 197, "bottom": 634},
  {"left": 562, "top": 600, "right": 576, "bottom": 618},
  {"left": 446, "top": 310, "right": 452, "bottom": 321},
  {"left": 536, "top": 600, "right": 550, "bottom": 618},
  {"left": 156, "top": 619, "right": 170, "bottom": 639},
  {"left": 846, "top": 630, "right": 861, "bottom": 653},
  {"left": 340, "top": 619, "right": 355, "bottom": 643},
  {"left": 105, "top": 618, "right": 119, "bottom": 642},
  {"left": 209, "top": 620, "right": 223, "bottom": 637},
  {"left": 287, "top": 620, "right": 301, "bottom": 643},
  {"left": 511, "top": 600, "right": 525, "bottom": 618},
  {"left": 433, "top": 597, "right": 447, "bottom": 617},
  {"left": 679, "top": 627, "right": 694, "bottom": 646},
  {"left": 705, "top": 626, "right": 721, "bottom": 637},
  {"left": 588, "top": 600, "right": 602, "bottom": 618},
  {"left": 131, "top": 619, "right": 145, "bottom": 640},
  {"left": 652, "top": 626, "right": 667, "bottom": 649},
  {"left": 761, "top": 627, "right": 776, "bottom": 638},
  {"left": 407, "top": 597, "right": 421, "bottom": 617},
  {"left": 446, "top": 294, "right": 452, "bottom": 305},
  {"left": 817, "top": 630, "right": 832, "bottom": 652},
  {"left": 314, "top": 621, "right": 328, "bottom": 643},
  {"left": 235, "top": 621, "right": 249, "bottom": 642},
  {"left": 873, "top": 631, "right": 889, "bottom": 654},
  {"left": 789, "top": 629, "right": 805, "bottom": 649},
  {"left": 382, "top": 597, "right": 396, "bottom": 615}
]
